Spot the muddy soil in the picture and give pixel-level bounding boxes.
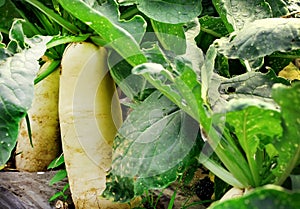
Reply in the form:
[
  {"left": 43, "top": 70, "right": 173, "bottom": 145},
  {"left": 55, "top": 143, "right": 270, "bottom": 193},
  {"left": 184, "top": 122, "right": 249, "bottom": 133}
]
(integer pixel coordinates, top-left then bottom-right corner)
[
  {"left": 0, "top": 170, "right": 207, "bottom": 209},
  {"left": 0, "top": 170, "right": 72, "bottom": 209}
]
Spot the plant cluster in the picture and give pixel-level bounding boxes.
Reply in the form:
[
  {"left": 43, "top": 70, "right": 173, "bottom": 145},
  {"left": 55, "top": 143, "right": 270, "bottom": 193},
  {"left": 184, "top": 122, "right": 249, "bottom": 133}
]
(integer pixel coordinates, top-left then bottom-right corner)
[{"left": 1, "top": 0, "right": 300, "bottom": 208}]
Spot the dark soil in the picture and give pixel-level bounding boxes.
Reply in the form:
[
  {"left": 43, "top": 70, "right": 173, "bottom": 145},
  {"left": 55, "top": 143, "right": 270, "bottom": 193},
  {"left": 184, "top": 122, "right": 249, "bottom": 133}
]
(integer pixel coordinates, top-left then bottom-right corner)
[
  {"left": 0, "top": 169, "right": 208, "bottom": 209},
  {"left": 0, "top": 170, "right": 72, "bottom": 209}
]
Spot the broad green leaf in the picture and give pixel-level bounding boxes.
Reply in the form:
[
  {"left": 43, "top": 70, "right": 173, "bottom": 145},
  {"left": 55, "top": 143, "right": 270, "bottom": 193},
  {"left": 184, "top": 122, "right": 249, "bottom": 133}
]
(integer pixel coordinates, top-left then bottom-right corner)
[
  {"left": 108, "top": 51, "right": 153, "bottom": 101},
  {"left": 111, "top": 91, "right": 199, "bottom": 178},
  {"left": 209, "top": 185, "right": 300, "bottom": 209},
  {"left": 132, "top": 53, "right": 250, "bottom": 188},
  {"left": 127, "top": 0, "right": 202, "bottom": 24},
  {"left": 83, "top": 0, "right": 146, "bottom": 44},
  {"left": 212, "top": 0, "right": 272, "bottom": 32},
  {"left": 106, "top": 91, "right": 201, "bottom": 199},
  {"left": 0, "top": 35, "right": 51, "bottom": 166},
  {"left": 181, "top": 19, "right": 204, "bottom": 73},
  {"left": 215, "top": 18, "right": 300, "bottom": 60},
  {"left": 58, "top": 0, "right": 147, "bottom": 66},
  {"left": 208, "top": 71, "right": 289, "bottom": 112},
  {"left": 133, "top": 61, "right": 204, "bottom": 123},
  {"left": 272, "top": 83, "right": 300, "bottom": 185},
  {"left": 151, "top": 19, "right": 186, "bottom": 55},
  {"left": 221, "top": 103, "right": 282, "bottom": 187}
]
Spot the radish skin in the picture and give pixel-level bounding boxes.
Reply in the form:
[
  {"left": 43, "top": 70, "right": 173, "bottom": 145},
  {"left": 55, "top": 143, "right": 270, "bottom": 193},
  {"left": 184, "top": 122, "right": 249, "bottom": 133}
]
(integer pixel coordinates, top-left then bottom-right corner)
[
  {"left": 220, "top": 187, "right": 244, "bottom": 201},
  {"left": 59, "top": 42, "right": 130, "bottom": 208},
  {"left": 15, "top": 61, "right": 61, "bottom": 172}
]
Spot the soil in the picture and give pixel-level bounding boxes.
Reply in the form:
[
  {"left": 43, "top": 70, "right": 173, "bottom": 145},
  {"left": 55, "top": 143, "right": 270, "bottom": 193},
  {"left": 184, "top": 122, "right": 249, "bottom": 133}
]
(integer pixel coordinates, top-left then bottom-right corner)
[
  {"left": 0, "top": 170, "right": 73, "bottom": 209},
  {"left": 0, "top": 169, "right": 208, "bottom": 209}
]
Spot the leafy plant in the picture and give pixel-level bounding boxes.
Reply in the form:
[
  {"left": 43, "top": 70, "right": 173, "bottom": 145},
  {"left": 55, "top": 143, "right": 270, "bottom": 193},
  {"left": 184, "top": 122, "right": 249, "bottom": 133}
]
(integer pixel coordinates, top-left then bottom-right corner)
[
  {"left": 0, "top": 19, "right": 50, "bottom": 166},
  {"left": 48, "top": 155, "right": 70, "bottom": 202},
  {"left": 55, "top": 0, "right": 300, "bottom": 207},
  {"left": 1, "top": 0, "right": 300, "bottom": 208}
]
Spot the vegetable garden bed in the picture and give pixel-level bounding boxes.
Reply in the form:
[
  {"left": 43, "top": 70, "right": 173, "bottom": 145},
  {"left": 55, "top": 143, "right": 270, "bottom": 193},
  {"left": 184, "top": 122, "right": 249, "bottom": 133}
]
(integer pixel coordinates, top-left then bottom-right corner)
[{"left": 1, "top": 0, "right": 300, "bottom": 209}]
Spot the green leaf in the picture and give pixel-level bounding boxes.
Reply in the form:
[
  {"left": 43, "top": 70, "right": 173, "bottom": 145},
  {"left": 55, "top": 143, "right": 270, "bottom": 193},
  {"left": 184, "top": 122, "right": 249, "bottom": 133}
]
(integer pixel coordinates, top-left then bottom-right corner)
[
  {"left": 111, "top": 91, "right": 199, "bottom": 179},
  {"left": 265, "top": 0, "right": 289, "bottom": 17},
  {"left": 201, "top": 45, "right": 218, "bottom": 104},
  {"left": 0, "top": 0, "right": 24, "bottom": 34},
  {"left": 103, "top": 174, "right": 135, "bottom": 202},
  {"left": 272, "top": 83, "right": 300, "bottom": 185},
  {"left": 58, "top": 0, "right": 147, "bottom": 66},
  {"left": 0, "top": 35, "right": 50, "bottom": 166},
  {"left": 221, "top": 103, "right": 282, "bottom": 187},
  {"left": 214, "top": 18, "right": 300, "bottom": 60},
  {"left": 105, "top": 91, "right": 202, "bottom": 200},
  {"left": 49, "top": 191, "right": 64, "bottom": 202},
  {"left": 47, "top": 154, "right": 64, "bottom": 169},
  {"left": 151, "top": 19, "right": 186, "bottom": 55},
  {"left": 290, "top": 175, "right": 300, "bottom": 190},
  {"left": 209, "top": 185, "right": 300, "bottom": 209},
  {"left": 133, "top": 0, "right": 202, "bottom": 24},
  {"left": 24, "top": 0, "right": 80, "bottom": 34},
  {"left": 132, "top": 51, "right": 249, "bottom": 187},
  {"left": 84, "top": 0, "right": 146, "bottom": 43},
  {"left": 199, "top": 15, "right": 229, "bottom": 38},
  {"left": 49, "top": 169, "right": 67, "bottom": 186},
  {"left": 7, "top": 19, "right": 27, "bottom": 53},
  {"left": 108, "top": 51, "right": 152, "bottom": 101},
  {"left": 46, "top": 34, "right": 90, "bottom": 49},
  {"left": 0, "top": 0, "right": 39, "bottom": 37},
  {"left": 212, "top": 0, "right": 272, "bottom": 32},
  {"left": 207, "top": 71, "right": 289, "bottom": 112}
]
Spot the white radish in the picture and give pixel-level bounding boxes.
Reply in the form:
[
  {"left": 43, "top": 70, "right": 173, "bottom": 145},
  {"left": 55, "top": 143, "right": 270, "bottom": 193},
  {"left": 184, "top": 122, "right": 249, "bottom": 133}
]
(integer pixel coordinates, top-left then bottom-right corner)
[
  {"left": 15, "top": 60, "right": 61, "bottom": 172},
  {"left": 59, "top": 42, "right": 131, "bottom": 209},
  {"left": 220, "top": 187, "right": 244, "bottom": 201}
]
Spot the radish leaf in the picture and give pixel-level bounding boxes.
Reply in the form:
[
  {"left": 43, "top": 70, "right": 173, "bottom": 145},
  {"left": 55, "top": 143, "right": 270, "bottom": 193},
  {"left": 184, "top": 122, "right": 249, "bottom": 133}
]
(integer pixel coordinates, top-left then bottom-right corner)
[
  {"left": 272, "top": 83, "right": 300, "bottom": 185},
  {"left": 58, "top": 0, "right": 147, "bottom": 66},
  {"left": 212, "top": 0, "right": 272, "bottom": 32},
  {"left": 209, "top": 185, "right": 300, "bottom": 209},
  {"left": 0, "top": 32, "right": 50, "bottom": 166},
  {"left": 215, "top": 18, "right": 300, "bottom": 60},
  {"left": 122, "top": 0, "right": 202, "bottom": 24},
  {"left": 106, "top": 91, "right": 201, "bottom": 198}
]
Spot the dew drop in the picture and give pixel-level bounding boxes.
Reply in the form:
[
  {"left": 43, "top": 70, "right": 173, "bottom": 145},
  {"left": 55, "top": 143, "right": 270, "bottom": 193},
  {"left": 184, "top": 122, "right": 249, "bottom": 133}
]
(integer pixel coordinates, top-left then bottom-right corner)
[{"left": 181, "top": 99, "right": 187, "bottom": 107}]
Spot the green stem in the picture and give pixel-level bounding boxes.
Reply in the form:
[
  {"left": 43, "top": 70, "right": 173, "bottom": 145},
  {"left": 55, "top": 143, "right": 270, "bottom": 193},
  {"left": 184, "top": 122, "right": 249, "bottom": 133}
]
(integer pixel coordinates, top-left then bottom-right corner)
[
  {"left": 242, "top": 114, "right": 260, "bottom": 187},
  {"left": 46, "top": 34, "right": 90, "bottom": 49},
  {"left": 120, "top": 7, "right": 140, "bottom": 20},
  {"left": 25, "top": 114, "right": 33, "bottom": 148},
  {"left": 33, "top": 9, "right": 58, "bottom": 35},
  {"left": 24, "top": 0, "right": 80, "bottom": 34},
  {"left": 200, "top": 27, "right": 223, "bottom": 38},
  {"left": 34, "top": 60, "right": 60, "bottom": 84}
]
